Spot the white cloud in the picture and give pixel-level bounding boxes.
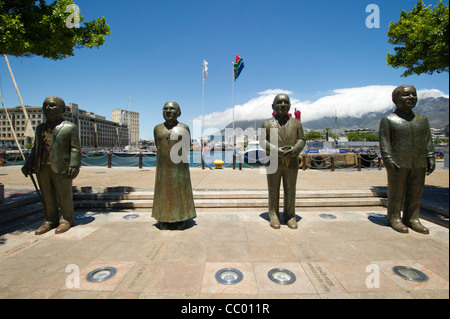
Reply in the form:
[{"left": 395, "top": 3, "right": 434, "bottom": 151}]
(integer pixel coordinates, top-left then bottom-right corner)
[
  {"left": 195, "top": 85, "right": 448, "bottom": 129},
  {"left": 196, "top": 90, "right": 278, "bottom": 128},
  {"left": 257, "top": 89, "right": 293, "bottom": 95},
  {"left": 418, "top": 89, "right": 449, "bottom": 100},
  {"left": 298, "top": 85, "right": 397, "bottom": 121}
]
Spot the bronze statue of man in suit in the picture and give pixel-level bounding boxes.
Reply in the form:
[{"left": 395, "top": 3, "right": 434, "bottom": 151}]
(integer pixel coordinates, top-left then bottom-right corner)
[
  {"left": 379, "top": 85, "right": 435, "bottom": 234},
  {"left": 261, "top": 94, "right": 306, "bottom": 229},
  {"left": 22, "top": 96, "right": 81, "bottom": 235}
]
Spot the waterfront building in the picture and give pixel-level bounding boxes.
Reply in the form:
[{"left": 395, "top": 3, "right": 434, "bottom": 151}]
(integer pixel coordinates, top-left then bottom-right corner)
[
  {"left": 0, "top": 103, "right": 128, "bottom": 150},
  {"left": 0, "top": 106, "right": 41, "bottom": 146},
  {"left": 111, "top": 109, "right": 140, "bottom": 146}
]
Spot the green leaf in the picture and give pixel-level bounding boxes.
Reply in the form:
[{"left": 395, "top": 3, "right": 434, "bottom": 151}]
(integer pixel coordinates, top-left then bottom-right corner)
[{"left": 0, "top": 0, "right": 110, "bottom": 60}]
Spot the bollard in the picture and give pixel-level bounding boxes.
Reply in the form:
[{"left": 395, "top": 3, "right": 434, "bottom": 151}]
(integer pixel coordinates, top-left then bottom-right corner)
[
  {"left": 107, "top": 153, "right": 112, "bottom": 168},
  {"left": 213, "top": 159, "right": 224, "bottom": 169},
  {"left": 331, "top": 155, "right": 335, "bottom": 172},
  {"left": 302, "top": 155, "right": 307, "bottom": 171},
  {"left": 139, "top": 152, "right": 143, "bottom": 169},
  {"left": 233, "top": 154, "right": 236, "bottom": 170},
  {"left": 357, "top": 154, "right": 361, "bottom": 171},
  {"left": 378, "top": 156, "right": 382, "bottom": 170}
]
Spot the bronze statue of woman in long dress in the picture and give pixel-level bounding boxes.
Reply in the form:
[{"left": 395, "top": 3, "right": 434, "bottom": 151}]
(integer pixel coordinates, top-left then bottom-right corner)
[{"left": 152, "top": 101, "right": 196, "bottom": 230}]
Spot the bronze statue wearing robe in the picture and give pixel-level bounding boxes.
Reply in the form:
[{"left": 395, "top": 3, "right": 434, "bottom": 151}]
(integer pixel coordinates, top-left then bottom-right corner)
[{"left": 152, "top": 101, "right": 196, "bottom": 230}]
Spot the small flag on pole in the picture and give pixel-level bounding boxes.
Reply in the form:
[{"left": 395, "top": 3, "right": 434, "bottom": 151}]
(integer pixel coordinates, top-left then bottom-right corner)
[
  {"left": 234, "top": 55, "right": 244, "bottom": 81},
  {"left": 203, "top": 60, "right": 208, "bottom": 82}
]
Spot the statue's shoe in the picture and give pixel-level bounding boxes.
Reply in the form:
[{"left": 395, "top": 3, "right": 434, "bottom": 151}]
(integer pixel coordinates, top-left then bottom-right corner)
[
  {"left": 405, "top": 221, "right": 429, "bottom": 235},
  {"left": 388, "top": 220, "right": 409, "bottom": 233},
  {"left": 55, "top": 223, "right": 71, "bottom": 234},
  {"left": 270, "top": 219, "right": 281, "bottom": 229},
  {"left": 287, "top": 218, "right": 298, "bottom": 229},
  {"left": 35, "top": 223, "right": 54, "bottom": 235}
]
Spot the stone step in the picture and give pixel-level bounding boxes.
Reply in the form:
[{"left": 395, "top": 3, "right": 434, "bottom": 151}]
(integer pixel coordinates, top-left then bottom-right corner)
[
  {"left": 72, "top": 189, "right": 387, "bottom": 209},
  {"left": 74, "top": 197, "right": 384, "bottom": 209},
  {"left": 0, "top": 209, "right": 43, "bottom": 235},
  {"left": 0, "top": 201, "right": 43, "bottom": 225},
  {"left": 0, "top": 202, "right": 44, "bottom": 235},
  {"left": 0, "top": 189, "right": 387, "bottom": 235},
  {"left": 72, "top": 189, "right": 387, "bottom": 201},
  {"left": 0, "top": 193, "right": 40, "bottom": 211}
]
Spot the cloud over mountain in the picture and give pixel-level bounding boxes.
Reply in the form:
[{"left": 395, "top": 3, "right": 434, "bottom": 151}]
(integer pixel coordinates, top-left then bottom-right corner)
[{"left": 195, "top": 85, "right": 449, "bottom": 131}]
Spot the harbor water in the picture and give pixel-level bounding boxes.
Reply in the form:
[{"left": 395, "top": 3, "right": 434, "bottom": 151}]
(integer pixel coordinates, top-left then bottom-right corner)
[
  {"left": 82, "top": 150, "right": 249, "bottom": 168},
  {"left": 1, "top": 150, "right": 259, "bottom": 169}
]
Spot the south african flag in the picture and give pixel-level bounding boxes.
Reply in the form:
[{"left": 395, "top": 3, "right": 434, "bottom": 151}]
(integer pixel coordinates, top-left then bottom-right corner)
[{"left": 234, "top": 55, "right": 244, "bottom": 81}]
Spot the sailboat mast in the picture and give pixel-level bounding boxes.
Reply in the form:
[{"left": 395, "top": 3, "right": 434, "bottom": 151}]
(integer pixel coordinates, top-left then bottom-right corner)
[{"left": 128, "top": 96, "right": 131, "bottom": 148}]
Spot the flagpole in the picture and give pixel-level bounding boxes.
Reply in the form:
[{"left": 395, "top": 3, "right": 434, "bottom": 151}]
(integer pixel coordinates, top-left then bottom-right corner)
[
  {"left": 232, "top": 62, "right": 235, "bottom": 135},
  {"left": 202, "top": 60, "right": 208, "bottom": 170},
  {"left": 202, "top": 70, "right": 205, "bottom": 169},
  {"left": 128, "top": 96, "right": 131, "bottom": 148},
  {"left": 232, "top": 62, "right": 236, "bottom": 169},
  {"left": 334, "top": 108, "right": 337, "bottom": 147}
]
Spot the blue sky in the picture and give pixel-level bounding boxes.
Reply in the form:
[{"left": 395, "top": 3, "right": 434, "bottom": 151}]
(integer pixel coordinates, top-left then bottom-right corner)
[{"left": 1, "top": 0, "right": 448, "bottom": 140}]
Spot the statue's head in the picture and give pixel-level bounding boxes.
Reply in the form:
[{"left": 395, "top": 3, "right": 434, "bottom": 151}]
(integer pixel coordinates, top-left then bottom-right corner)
[
  {"left": 392, "top": 85, "right": 418, "bottom": 113},
  {"left": 43, "top": 96, "right": 66, "bottom": 123},
  {"left": 272, "top": 94, "right": 291, "bottom": 119},
  {"left": 163, "top": 101, "right": 181, "bottom": 123}
]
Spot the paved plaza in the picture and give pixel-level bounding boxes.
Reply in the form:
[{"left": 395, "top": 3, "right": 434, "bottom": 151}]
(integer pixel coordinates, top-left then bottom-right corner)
[{"left": 0, "top": 164, "right": 448, "bottom": 301}]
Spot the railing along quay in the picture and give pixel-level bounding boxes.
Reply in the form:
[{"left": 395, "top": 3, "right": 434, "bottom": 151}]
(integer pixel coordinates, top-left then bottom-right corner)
[{"left": 1, "top": 151, "right": 387, "bottom": 172}]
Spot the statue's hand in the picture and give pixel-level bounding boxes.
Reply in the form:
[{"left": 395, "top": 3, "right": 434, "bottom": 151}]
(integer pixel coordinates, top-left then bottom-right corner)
[
  {"left": 21, "top": 166, "right": 32, "bottom": 177},
  {"left": 282, "top": 146, "right": 297, "bottom": 158},
  {"left": 384, "top": 159, "right": 400, "bottom": 173},
  {"left": 277, "top": 147, "right": 287, "bottom": 157},
  {"left": 68, "top": 167, "right": 80, "bottom": 179},
  {"left": 279, "top": 146, "right": 298, "bottom": 158},
  {"left": 426, "top": 157, "right": 436, "bottom": 176}
]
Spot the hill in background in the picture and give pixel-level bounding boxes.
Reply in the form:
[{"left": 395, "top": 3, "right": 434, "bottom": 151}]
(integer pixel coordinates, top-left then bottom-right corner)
[{"left": 223, "top": 96, "right": 449, "bottom": 133}]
